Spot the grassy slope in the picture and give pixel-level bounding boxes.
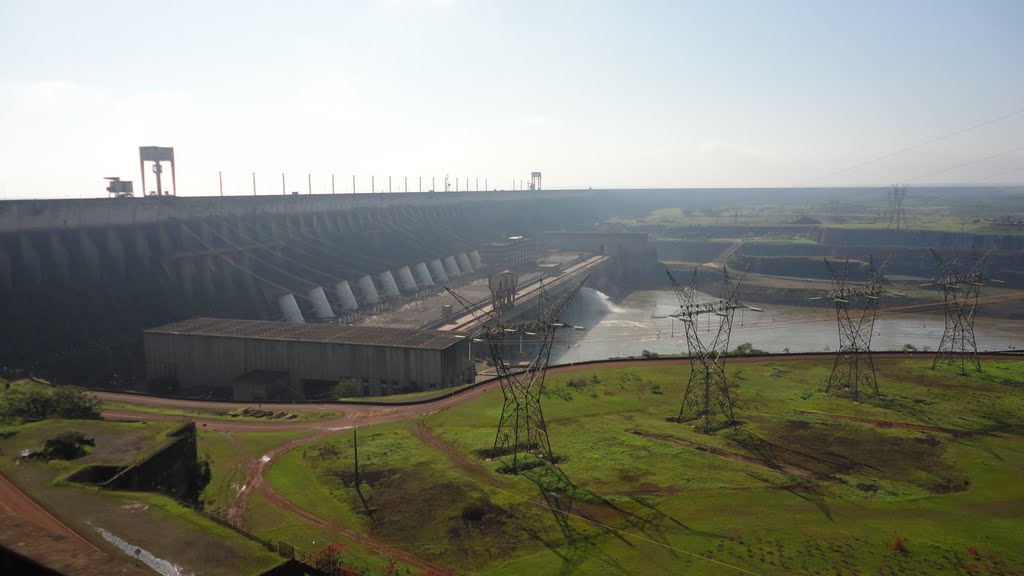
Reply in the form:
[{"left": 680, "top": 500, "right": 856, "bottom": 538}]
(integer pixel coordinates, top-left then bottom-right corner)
[
  {"left": 0, "top": 419, "right": 283, "bottom": 575},
  {"left": 265, "top": 359, "right": 1024, "bottom": 575},
  {"left": 103, "top": 490, "right": 283, "bottom": 575}
]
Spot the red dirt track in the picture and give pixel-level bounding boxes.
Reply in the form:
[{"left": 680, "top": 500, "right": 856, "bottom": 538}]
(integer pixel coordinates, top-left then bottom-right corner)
[{"left": 0, "top": 473, "right": 99, "bottom": 551}]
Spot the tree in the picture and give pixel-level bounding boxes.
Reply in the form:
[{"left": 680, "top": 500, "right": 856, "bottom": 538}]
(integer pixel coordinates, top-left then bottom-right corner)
[{"left": 0, "top": 388, "right": 52, "bottom": 421}]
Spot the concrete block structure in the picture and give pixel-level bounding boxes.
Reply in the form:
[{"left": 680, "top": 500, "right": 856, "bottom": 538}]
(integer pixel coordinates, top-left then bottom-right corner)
[
  {"left": 144, "top": 317, "right": 475, "bottom": 400},
  {"left": 481, "top": 236, "right": 537, "bottom": 272}
]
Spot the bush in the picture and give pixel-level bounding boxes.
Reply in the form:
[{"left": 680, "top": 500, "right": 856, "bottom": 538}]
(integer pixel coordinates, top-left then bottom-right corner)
[
  {"left": 195, "top": 459, "right": 212, "bottom": 493},
  {"left": 732, "top": 343, "right": 766, "bottom": 356},
  {"left": 51, "top": 386, "right": 103, "bottom": 419},
  {"left": 566, "top": 378, "right": 588, "bottom": 391},
  {"left": 0, "top": 385, "right": 101, "bottom": 422},
  {"left": 40, "top": 431, "right": 95, "bottom": 460},
  {"left": 641, "top": 350, "right": 660, "bottom": 359}
]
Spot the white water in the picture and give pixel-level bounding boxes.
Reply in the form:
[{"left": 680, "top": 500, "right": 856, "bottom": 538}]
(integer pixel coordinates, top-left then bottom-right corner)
[
  {"left": 553, "top": 289, "right": 1024, "bottom": 364},
  {"left": 578, "top": 287, "right": 625, "bottom": 314},
  {"left": 93, "top": 525, "right": 191, "bottom": 576}
]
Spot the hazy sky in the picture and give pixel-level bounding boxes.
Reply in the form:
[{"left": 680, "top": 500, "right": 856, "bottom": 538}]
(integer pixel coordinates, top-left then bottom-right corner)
[{"left": 1, "top": 0, "right": 1022, "bottom": 198}]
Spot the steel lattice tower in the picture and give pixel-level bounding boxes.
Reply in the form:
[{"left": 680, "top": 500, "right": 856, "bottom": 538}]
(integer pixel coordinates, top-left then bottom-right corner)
[
  {"left": 666, "top": 266, "right": 749, "bottom": 433},
  {"left": 929, "top": 249, "right": 991, "bottom": 373},
  {"left": 823, "top": 256, "right": 890, "bottom": 401},
  {"left": 887, "top": 184, "right": 908, "bottom": 230},
  {"left": 448, "top": 276, "right": 588, "bottom": 472}
]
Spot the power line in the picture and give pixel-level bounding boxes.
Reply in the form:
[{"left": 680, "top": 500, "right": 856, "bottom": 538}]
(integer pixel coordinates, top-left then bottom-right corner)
[
  {"left": 902, "top": 143, "right": 1024, "bottom": 184},
  {"left": 794, "top": 105, "right": 1024, "bottom": 188},
  {"left": 964, "top": 165, "right": 1024, "bottom": 184}
]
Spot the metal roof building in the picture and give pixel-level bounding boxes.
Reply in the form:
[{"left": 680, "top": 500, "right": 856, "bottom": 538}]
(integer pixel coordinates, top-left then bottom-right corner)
[{"left": 144, "top": 318, "right": 475, "bottom": 401}]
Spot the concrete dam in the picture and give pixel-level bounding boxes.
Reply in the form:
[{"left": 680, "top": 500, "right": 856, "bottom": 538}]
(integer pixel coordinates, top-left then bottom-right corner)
[{"left": 0, "top": 190, "right": 629, "bottom": 382}]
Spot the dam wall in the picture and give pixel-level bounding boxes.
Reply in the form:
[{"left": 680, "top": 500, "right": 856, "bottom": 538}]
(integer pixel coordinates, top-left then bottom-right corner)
[{"left": 0, "top": 191, "right": 609, "bottom": 380}]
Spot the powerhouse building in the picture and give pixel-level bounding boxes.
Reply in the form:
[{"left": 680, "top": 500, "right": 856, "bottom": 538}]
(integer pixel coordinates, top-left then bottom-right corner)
[{"left": 144, "top": 317, "right": 475, "bottom": 400}]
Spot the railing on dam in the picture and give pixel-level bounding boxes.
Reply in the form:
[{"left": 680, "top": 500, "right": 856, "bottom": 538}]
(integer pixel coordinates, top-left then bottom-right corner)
[{"left": 0, "top": 189, "right": 597, "bottom": 233}]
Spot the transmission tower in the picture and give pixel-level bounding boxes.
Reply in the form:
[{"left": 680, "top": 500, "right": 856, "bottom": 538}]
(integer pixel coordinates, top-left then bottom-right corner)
[
  {"left": 666, "top": 265, "right": 750, "bottom": 433},
  {"left": 928, "top": 249, "right": 991, "bottom": 373},
  {"left": 822, "top": 256, "right": 891, "bottom": 401},
  {"left": 447, "top": 275, "right": 588, "bottom": 472},
  {"left": 887, "top": 184, "right": 908, "bottom": 230}
]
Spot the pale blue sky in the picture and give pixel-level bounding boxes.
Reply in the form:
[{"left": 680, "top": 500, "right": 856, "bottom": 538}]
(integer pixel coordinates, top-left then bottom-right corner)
[{"left": 1, "top": 0, "right": 1022, "bottom": 198}]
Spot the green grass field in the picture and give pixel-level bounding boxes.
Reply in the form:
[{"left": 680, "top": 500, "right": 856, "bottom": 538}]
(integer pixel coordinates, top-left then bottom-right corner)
[
  {"left": 198, "top": 428, "right": 316, "bottom": 517},
  {"left": 602, "top": 197, "right": 1024, "bottom": 236},
  {"left": 264, "top": 359, "right": 1024, "bottom": 575}
]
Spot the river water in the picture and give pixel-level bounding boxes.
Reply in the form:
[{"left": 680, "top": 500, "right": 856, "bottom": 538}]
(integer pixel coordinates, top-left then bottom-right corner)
[{"left": 552, "top": 288, "right": 1024, "bottom": 364}]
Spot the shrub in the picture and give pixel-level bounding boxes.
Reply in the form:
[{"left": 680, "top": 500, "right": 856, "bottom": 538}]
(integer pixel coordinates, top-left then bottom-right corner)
[
  {"left": 0, "top": 385, "right": 101, "bottom": 422},
  {"left": 566, "top": 378, "right": 588, "bottom": 391},
  {"left": 732, "top": 343, "right": 766, "bottom": 356},
  {"left": 195, "top": 459, "right": 212, "bottom": 493},
  {"left": 51, "top": 386, "right": 102, "bottom": 419},
  {"left": 40, "top": 431, "right": 95, "bottom": 460}
]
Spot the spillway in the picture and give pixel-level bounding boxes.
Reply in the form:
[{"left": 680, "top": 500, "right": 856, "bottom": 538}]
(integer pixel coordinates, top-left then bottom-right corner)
[
  {"left": 430, "top": 259, "right": 450, "bottom": 284},
  {"left": 278, "top": 293, "right": 305, "bottom": 323},
  {"left": 413, "top": 262, "right": 434, "bottom": 286},
  {"left": 335, "top": 280, "right": 359, "bottom": 310}
]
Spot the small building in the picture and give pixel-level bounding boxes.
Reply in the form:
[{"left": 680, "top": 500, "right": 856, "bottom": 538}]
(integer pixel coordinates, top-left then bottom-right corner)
[
  {"left": 144, "top": 317, "right": 475, "bottom": 400},
  {"left": 481, "top": 236, "right": 536, "bottom": 271}
]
